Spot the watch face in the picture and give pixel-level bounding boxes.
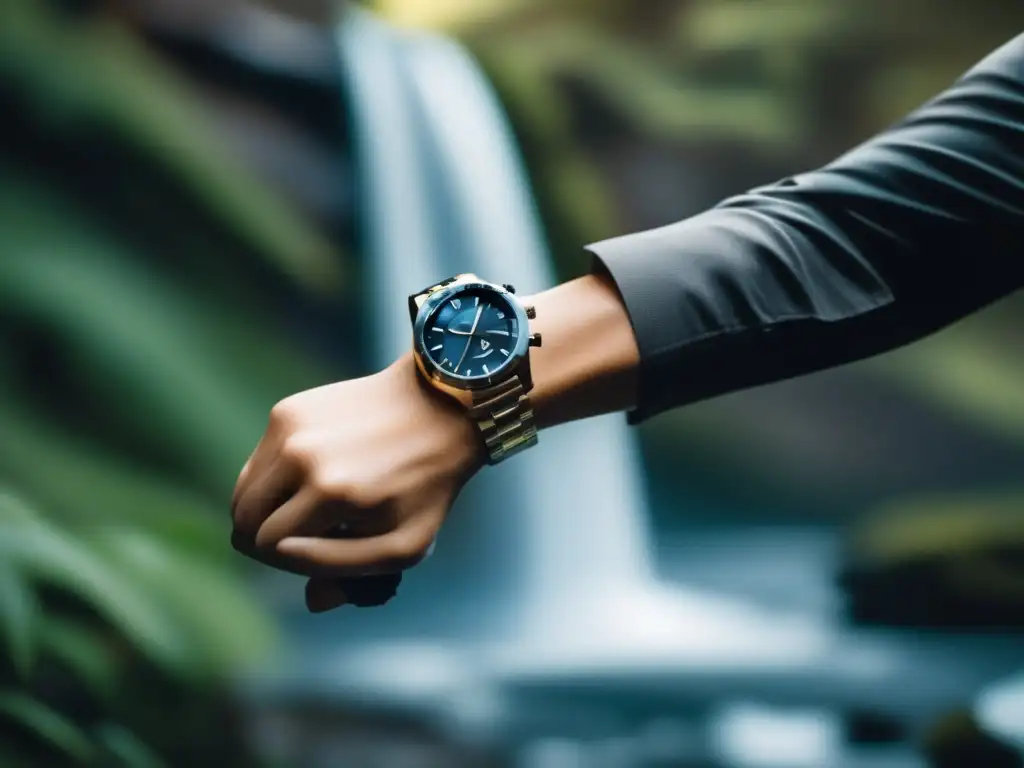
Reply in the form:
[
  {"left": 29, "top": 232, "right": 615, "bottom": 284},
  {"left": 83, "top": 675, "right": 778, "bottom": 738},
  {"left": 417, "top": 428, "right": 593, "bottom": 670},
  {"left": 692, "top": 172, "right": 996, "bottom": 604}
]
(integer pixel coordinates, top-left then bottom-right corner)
[{"left": 422, "top": 287, "right": 520, "bottom": 381}]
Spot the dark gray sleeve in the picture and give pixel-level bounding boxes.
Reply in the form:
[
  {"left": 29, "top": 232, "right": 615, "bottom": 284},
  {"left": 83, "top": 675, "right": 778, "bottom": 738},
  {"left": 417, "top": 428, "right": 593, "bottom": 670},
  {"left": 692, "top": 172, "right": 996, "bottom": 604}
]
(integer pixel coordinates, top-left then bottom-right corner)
[{"left": 589, "top": 33, "right": 1024, "bottom": 424}]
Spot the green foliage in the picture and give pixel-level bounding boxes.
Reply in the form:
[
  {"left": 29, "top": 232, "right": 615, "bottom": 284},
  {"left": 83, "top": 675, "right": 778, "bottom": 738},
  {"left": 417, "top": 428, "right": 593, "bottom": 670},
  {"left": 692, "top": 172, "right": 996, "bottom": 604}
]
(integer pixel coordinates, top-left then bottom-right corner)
[
  {"left": 1, "top": 494, "right": 274, "bottom": 677},
  {"left": 472, "top": 44, "right": 621, "bottom": 280},
  {"left": 0, "top": 562, "right": 39, "bottom": 681},
  {"left": 0, "top": 691, "right": 100, "bottom": 766},
  {"left": 0, "top": 1, "right": 349, "bottom": 764},
  {"left": 475, "top": 18, "right": 803, "bottom": 148},
  {"left": 0, "top": 0, "right": 344, "bottom": 296},
  {"left": 0, "top": 492, "right": 276, "bottom": 766}
]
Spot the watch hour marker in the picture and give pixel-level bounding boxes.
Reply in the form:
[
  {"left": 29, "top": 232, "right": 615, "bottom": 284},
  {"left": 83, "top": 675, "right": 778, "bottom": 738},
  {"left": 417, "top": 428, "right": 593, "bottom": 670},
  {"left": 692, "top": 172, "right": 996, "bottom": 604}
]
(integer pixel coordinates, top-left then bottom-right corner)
[
  {"left": 430, "top": 327, "right": 444, "bottom": 333},
  {"left": 496, "top": 311, "right": 504, "bottom": 319},
  {"left": 466, "top": 368, "right": 472, "bottom": 375},
  {"left": 451, "top": 298, "right": 461, "bottom": 310},
  {"left": 431, "top": 344, "right": 442, "bottom": 351},
  {"left": 483, "top": 364, "right": 489, "bottom": 374},
  {"left": 486, "top": 330, "right": 509, "bottom": 336},
  {"left": 499, "top": 348, "right": 509, "bottom": 356},
  {"left": 441, "top": 358, "right": 450, "bottom": 367},
  {"left": 473, "top": 296, "right": 479, "bottom": 306}
]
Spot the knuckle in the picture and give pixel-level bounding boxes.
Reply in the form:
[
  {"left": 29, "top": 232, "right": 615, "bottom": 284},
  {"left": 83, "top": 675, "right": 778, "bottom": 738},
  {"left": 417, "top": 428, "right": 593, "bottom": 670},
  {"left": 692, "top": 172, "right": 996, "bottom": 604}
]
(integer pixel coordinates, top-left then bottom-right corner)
[
  {"left": 315, "top": 473, "right": 382, "bottom": 511},
  {"left": 347, "top": 485, "right": 384, "bottom": 512},
  {"left": 307, "top": 466, "right": 343, "bottom": 496},
  {"left": 268, "top": 398, "right": 302, "bottom": 430},
  {"left": 280, "top": 435, "right": 316, "bottom": 469}
]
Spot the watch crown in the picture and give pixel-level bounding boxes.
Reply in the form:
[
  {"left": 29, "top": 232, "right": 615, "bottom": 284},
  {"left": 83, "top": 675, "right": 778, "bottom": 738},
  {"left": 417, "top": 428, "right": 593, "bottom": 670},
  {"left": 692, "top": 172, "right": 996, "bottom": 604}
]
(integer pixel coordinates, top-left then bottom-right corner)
[
  {"left": 529, "top": 333, "right": 542, "bottom": 348},
  {"left": 525, "top": 305, "right": 537, "bottom": 319},
  {"left": 503, "top": 283, "right": 516, "bottom": 294}
]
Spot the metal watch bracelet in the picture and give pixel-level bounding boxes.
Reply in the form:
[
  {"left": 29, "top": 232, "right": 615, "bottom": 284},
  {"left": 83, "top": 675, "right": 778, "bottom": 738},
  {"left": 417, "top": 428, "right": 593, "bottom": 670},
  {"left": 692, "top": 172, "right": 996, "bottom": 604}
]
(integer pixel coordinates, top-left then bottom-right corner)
[{"left": 469, "top": 375, "right": 538, "bottom": 465}]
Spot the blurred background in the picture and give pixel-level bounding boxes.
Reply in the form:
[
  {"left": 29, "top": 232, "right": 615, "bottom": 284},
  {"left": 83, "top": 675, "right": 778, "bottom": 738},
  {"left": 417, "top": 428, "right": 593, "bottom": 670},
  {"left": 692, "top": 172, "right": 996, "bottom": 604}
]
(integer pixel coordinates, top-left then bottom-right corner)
[{"left": 2, "top": 1, "right": 1024, "bottom": 766}]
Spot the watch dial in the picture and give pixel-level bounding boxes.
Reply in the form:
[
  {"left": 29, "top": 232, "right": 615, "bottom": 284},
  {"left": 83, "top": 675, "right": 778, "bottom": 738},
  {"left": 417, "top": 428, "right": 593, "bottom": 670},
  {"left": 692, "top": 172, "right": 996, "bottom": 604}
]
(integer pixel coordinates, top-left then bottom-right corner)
[{"left": 423, "top": 289, "right": 519, "bottom": 379}]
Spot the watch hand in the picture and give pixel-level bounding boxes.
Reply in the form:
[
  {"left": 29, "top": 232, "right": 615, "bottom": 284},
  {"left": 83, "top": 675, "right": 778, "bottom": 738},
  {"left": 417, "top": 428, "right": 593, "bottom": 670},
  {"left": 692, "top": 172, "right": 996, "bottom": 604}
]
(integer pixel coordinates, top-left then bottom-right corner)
[{"left": 454, "top": 304, "right": 485, "bottom": 372}]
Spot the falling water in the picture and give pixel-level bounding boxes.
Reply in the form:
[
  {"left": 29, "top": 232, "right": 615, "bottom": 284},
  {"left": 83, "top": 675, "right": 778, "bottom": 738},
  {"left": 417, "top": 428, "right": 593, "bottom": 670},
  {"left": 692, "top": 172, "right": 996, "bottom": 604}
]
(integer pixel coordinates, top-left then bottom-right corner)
[{"left": 336, "top": 8, "right": 655, "bottom": 630}]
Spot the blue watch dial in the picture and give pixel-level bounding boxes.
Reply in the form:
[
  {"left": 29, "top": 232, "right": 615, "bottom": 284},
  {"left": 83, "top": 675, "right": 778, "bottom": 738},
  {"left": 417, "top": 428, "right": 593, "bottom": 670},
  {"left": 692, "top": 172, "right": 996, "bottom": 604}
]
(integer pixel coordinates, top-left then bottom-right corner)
[{"left": 423, "top": 289, "right": 519, "bottom": 380}]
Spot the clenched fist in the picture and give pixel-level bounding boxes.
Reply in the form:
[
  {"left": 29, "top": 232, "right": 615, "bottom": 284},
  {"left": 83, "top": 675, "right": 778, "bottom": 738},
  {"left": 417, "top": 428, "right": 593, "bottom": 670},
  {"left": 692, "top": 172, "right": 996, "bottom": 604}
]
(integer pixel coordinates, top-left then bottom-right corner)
[{"left": 231, "top": 353, "right": 484, "bottom": 611}]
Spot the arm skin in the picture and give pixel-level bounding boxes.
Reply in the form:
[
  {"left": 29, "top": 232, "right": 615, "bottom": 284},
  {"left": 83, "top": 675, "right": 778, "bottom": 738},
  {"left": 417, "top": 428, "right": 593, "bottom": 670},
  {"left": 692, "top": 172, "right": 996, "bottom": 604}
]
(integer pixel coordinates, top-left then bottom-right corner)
[
  {"left": 527, "top": 271, "right": 642, "bottom": 427},
  {"left": 234, "top": 34, "right": 1024, "bottom": 611}
]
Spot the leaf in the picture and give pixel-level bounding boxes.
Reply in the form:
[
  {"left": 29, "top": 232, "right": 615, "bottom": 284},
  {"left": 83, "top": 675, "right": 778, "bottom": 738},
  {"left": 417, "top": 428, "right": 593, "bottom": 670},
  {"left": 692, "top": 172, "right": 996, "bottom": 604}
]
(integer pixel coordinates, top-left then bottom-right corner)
[
  {"left": 680, "top": 1, "right": 857, "bottom": 53},
  {"left": 0, "top": 513, "right": 194, "bottom": 677},
  {"left": 0, "top": 490, "right": 38, "bottom": 525},
  {"left": 0, "top": 690, "right": 97, "bottom": 765},
  {"left": 94, "top": 723, "right": 167, "bottom": 768},
  {"left": 86, "top": 530, "right": 277, "bottom": 676},
  {"left": 0, "top": 563, "right": 39, "bottom": 680},
  {"left": 0, "top": 0, "right": 344, "bottom": 295},
  {"left": 479, "top": 24, "right": 801, "bottom": 148},
  {"left": 39, "top": 616, "right": 120, "bottom": 705},
  {"left": 0, "top": 394, "right": 230, "bottom": 562},
  {"left": 472, "top": 46, "right": 621, "bottom": 277},
  {"left": 0, "top": 178, "right": 322, "bottom": 496},
  {"left": 0, "top": 745, "right": 35, "bottom": 768}
]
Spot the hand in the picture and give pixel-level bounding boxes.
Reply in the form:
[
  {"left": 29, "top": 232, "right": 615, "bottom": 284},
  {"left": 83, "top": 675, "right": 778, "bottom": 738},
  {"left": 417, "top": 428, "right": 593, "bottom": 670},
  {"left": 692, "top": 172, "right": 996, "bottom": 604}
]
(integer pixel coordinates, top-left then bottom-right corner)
[{"left": 231, "top": 353, "right": 484, "bottom": 611}]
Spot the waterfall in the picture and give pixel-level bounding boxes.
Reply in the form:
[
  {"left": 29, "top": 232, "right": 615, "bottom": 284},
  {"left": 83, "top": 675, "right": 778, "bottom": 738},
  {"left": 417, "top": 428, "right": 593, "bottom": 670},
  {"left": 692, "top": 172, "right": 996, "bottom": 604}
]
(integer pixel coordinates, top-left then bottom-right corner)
[{"left": 336, "top": 7, "right": 653, "bottom": 630}]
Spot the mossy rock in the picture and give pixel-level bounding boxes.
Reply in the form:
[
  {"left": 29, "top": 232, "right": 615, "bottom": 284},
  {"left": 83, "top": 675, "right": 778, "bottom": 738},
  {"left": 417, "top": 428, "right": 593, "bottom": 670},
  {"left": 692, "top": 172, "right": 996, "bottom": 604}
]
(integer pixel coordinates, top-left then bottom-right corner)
[
  {"left": 839, "top": 495, "right": 1024, "bottom": 629},
  {"left": 922, "top": 710, "right": 1023, "bottom": 768}
]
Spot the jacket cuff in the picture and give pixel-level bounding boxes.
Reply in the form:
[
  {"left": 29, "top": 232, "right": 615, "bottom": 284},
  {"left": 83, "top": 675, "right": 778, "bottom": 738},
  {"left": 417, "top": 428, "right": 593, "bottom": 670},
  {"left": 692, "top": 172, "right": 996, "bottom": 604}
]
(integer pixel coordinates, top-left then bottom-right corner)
[{"left": 588, "top": 209, "right": 896, "bottom": 425}]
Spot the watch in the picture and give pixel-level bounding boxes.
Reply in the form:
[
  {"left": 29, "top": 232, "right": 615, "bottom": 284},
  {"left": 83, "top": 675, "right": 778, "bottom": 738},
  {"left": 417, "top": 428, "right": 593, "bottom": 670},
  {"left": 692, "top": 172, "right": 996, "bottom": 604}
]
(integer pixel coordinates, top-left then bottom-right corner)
[{"left": 410, "top": 274, "right": 542, "bottom": 465}]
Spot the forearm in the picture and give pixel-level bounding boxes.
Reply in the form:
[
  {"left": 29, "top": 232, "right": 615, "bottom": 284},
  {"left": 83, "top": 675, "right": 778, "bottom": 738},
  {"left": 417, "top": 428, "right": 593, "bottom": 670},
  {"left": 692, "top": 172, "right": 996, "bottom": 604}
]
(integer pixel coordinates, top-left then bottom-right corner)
[{"left": 525, "top": 271, "right": 640, "bottom": 429}]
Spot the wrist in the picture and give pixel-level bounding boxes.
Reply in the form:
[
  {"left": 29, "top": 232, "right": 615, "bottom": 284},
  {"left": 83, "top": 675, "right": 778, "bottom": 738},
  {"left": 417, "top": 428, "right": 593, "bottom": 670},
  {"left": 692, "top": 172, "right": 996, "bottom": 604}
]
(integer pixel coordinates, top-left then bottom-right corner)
[
  {"left": 391, "top": 351, "right": 487, "bottom": 478},
  {"left": 398, "top": 270, "right": 639, "bottom": 471}
]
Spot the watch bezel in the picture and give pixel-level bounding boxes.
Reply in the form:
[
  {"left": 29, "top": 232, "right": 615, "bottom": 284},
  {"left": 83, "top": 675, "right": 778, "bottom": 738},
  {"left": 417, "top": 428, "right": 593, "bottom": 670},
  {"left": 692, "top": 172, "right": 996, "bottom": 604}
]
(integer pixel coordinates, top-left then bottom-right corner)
[{"left": 413, "top": 279, "right": 530, "bottom": 392}]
